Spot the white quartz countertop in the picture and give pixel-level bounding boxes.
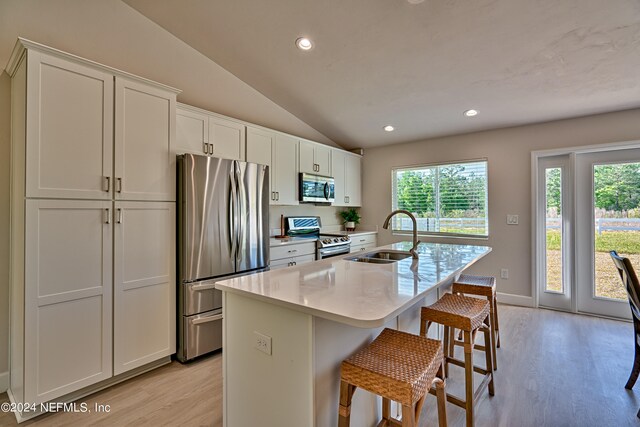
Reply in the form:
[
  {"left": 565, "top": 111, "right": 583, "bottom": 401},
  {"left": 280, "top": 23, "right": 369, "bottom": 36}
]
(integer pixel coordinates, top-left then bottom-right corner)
[
  {"left": 269, "top": 236, "right": 317, "bottom": 247},
  {"left": 216, "top": 241, "right": 491, "bottom": 328}
]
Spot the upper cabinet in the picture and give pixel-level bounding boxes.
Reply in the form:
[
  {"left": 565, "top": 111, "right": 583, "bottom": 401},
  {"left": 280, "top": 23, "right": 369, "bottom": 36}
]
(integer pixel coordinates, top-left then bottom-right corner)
[
  {"left": 299, "top": 139, "right": 331, "bottom": 176},
  {"left": 246, "top": 126, "right": 298, "bottom": 205},
  {"left": 21, "top": 49, "right": 177, "bottom": 202},
  {"left": 115, "top": 77, "right": 176, "bottom": 202},
  {"left": 332, "top": 149, "right": 362, "bottom": 207},
  {"left": 175, "top": 104, "right": 245, "bottom": 161}
]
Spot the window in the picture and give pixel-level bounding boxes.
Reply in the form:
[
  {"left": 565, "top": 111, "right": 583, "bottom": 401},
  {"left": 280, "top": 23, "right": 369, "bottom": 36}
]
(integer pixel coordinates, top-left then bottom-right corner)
[{"left": 391, "top": 160, "right": 488, "bottom": 237}]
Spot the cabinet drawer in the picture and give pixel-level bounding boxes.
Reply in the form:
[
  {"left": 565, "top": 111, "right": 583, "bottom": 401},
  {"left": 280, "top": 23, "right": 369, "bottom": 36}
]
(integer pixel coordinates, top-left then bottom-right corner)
[
  {"left": 350, "top": 243, "right": 376, "bottom": 253},
  {"left": 271, "top": 241, "right": 316, "bottom": 260},
  {"left": 270, "top": 253, "right": 316, "bottom": 270},
  {"left": 351, "top": 234, "right": 377, "bottom": 246}
]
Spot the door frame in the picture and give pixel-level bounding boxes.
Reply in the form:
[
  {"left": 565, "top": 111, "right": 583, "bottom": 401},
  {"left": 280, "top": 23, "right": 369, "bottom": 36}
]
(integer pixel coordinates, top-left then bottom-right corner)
[{"left": 531, "top": 139, "right": 640, "bottom": 313}]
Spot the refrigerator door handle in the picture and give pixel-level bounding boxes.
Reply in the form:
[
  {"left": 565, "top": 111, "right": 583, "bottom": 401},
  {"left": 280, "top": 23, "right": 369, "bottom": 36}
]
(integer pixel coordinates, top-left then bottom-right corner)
[
  {"left": 236, "top": 162, "right": 246, "bottom": 262},
  {"left": 229, "top": 167, "right": 238, "bottom": 260}
]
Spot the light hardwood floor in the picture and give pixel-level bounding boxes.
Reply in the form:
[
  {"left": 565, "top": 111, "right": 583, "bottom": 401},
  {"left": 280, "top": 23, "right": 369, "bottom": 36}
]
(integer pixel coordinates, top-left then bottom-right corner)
[{"left": 1, "top": 305, "right": 638, "bottom": 426}]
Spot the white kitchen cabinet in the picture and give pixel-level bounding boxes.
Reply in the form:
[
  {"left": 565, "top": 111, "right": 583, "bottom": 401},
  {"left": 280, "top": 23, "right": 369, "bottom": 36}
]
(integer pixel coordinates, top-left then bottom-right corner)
[
  {"left": 349, "top": 233, "right": 377, "bottom": 253},
  {"left": 270, "top": 241, "right": 316, "bottom": 269},
  {"left": 23, "top": 49, "right": 114, "bottom": 200},
  {"left": 299, "top": 139, "right": 331, "bottom": 176},
  {"left": 246, "top": 126, "right": 299, "bottom": 205},
  {"left": 21, "top": 48, "right": 175, "bottom": 202},
  {"left": 332, "top": 149, "right": 362, "bottom": 207},
  {"left": 23, "top": 200, "right": 113, "bottom": 404},
  {"left": 115, "top": 77, "right": 176, "bottom": 202},
  {"left": 113, "top": 202, "right": 175, "bottom": 375},
  {"left": 7, "top": 38, "right": 179, "bottom": 420},
  {"left": 175, "top": 104, "right": 245, "bottom": 161}
]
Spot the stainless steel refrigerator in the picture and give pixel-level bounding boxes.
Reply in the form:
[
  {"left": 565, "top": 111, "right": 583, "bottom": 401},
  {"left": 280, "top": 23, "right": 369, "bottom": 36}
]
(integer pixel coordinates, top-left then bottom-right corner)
[{"left": 177, "top": 154, "right": 269, "bottom": 362}]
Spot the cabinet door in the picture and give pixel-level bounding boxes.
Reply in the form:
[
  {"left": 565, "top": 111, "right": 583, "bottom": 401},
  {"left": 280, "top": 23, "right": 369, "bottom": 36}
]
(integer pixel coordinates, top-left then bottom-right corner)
[
  {"left": 298, "top": 139, "right": 316, "bottom": 174},
  {"left": 345, "top": 154, "right": 362, "bottom": 206},
  {"left": 314, "top": 144, "right": 332, "bottom": 176},
  {"left": 25, "top": 51, "right": 113, "bottom": 199},
  {"left": 175, "top": 107, "right": 209, "bottom": 156},
  {"left": 246, "top": 126, "right": 274, "bottom": 168},
  {"left": 113, "top": 201, "right": 176, "bottom": 375},
  {"left": 332, "top": 149, "right": 347, "bottom": 206},
  {"left": 24, "top": 200, "right": 113, "bottom": 403},
  {"left": 210, "top": 116, "right": 245, "bottom": 160},
  {"left": 273, "top": 134, "right": 299, "bottom": 205},
  {"left": 114, "top": 77, "right": 176, "bottom": 202}
]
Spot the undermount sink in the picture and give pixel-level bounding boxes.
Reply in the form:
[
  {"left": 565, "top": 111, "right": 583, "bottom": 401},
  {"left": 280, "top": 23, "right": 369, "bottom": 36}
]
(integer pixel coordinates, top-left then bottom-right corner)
[{"left": 346, "top": 250, "right": 412, "bottom": 264}]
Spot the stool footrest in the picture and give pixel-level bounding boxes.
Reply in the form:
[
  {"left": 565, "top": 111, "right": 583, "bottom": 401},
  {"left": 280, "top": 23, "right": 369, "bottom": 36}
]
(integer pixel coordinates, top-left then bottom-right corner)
[{"left": 445, "top": 356, "right": 490, "bottom": 376}]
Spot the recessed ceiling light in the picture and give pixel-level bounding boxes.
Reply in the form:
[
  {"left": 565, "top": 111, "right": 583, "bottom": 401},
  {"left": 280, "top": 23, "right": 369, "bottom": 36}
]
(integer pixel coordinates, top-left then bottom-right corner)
[
  {"left": 407, "top": 0, "right": 425, "bottom": 4},
  {"left": 295, "top": 37, "right": 313, "bottom": 51},
  {"left": 383, "top": 125, "right": 395, "bottom": 132},
  {"left": 463, "top": 109, "right": 479, "bottom": 117}
]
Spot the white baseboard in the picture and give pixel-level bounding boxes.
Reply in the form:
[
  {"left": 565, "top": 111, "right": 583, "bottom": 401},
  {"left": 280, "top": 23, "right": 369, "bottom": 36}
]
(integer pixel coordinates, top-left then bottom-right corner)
[
  {"left": 497, "top": 292, "right": 534, "bottom": 307},
  {"left": 0, "top": 371, "right": 8, "bottom": 393}
]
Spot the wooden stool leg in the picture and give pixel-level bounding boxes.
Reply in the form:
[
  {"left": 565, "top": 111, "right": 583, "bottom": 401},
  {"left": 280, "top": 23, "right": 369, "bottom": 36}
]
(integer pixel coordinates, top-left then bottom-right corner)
[
  {"left": 435, "top": 364, "right": 448, "bottom": 427},
  {"left": 338, "top": 380, "right": 356, "bottom": 427},
  {"left": 401, "top": 404, "right": 416, "bottom": 427},
  {"left": 463, "top": 330, "right": 475, "bottom": 427},
  {"left": 382, "top": 397, "right": 391, "bottom": 423},
  {"left": 443, "top": 325, "right": 450, "bottom": 378},
  {"left": 483, "top": 317, "right": 495, "bottom": 396},
  {"left": 488, "top": 296, "right": 498, "bottom": 371},
  {"left": 494, "top": 294, "right": 501, "bottom": 348},
  {"left": 413, "top": 394, "right": 426, "bottom": 426}
]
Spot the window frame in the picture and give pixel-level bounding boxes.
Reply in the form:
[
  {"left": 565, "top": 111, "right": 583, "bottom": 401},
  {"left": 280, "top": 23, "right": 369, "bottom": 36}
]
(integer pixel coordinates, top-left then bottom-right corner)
[{"left": 390, "top": 158, "right": 489, "bottom": 239}]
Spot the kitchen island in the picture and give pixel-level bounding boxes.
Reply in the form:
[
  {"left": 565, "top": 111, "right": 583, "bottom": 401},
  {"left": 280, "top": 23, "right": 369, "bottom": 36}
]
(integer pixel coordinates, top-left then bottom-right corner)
[{"left": 215, "top": 241, "right": 491, "bottom": 427}]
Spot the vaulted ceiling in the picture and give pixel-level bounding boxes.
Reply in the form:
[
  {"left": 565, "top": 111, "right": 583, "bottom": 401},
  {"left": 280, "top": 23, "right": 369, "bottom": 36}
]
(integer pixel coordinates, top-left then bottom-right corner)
[{"left": 123, "top": 0, "right": 640, "bottom": 149}]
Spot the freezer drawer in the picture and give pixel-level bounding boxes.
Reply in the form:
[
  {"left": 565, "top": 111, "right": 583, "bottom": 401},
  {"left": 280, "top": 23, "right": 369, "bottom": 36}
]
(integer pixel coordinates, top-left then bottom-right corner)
[
  {"left": 182, "top": 279, "right": 223, "bottom": 316},
  {"left": 179, "top": 309, "right": 223, "bottom": 362}
]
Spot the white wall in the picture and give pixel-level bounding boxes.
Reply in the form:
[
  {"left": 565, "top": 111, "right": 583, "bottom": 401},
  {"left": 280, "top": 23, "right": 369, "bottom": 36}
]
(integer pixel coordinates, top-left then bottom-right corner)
[
  {"left": 361, "top": 108, "right": 640, "bottom": 304},
  {"left": 0, "top": 0, "right": 341, "bottom": 385}
]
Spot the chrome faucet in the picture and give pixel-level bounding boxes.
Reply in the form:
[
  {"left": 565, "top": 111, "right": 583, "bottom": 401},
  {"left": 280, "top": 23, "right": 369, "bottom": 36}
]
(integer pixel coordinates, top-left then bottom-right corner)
[{"left": 383, "top": 210, "right": 420, "bottom": 259}]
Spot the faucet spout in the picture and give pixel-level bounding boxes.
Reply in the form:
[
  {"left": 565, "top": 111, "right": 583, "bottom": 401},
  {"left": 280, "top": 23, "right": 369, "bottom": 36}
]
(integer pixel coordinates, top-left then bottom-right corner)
[{"left": 382, "top": 209, "right": 420, "bottom": 259}]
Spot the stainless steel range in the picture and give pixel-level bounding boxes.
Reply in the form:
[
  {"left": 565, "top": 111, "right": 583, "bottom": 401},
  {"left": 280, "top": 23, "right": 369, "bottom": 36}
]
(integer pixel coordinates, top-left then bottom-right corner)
[{"left": 285, "top": 216, "right": 351, "bottom": 259}]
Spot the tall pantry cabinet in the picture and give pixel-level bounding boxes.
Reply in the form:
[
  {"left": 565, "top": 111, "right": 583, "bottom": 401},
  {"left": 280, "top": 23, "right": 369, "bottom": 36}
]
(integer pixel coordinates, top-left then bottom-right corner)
[{"left": 6, "top": 39, "right": 179, "bottom": 415}]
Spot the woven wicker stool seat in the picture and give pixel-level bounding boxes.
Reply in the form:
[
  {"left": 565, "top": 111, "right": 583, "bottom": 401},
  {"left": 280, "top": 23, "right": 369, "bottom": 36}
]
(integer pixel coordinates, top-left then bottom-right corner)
[
  {"left": 452, "top": 273, "right": 501, "bottom": 370},
  {"left": 339, "top": 328, "right": 447, "bottom": 427},
  {"left": 421, "top": 293, "right": 495, "bottom": 427}
]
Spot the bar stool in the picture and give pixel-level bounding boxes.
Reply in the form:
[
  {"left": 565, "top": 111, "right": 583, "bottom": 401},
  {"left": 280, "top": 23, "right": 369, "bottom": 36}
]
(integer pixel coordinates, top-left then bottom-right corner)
[
  {"left": 451, "top": 273, "right": 500, "bottom": 370},
  {"left": 339, "top": 328, "right": 447, "bottom": 427},
  {"left": 421, "top": 293, "right": 494, "bottom": 427}
]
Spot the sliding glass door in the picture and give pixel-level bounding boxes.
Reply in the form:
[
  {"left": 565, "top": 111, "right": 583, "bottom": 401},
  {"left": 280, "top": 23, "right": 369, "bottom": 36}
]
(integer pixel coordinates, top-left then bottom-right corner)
[
  {"left": 575, "top": 150, "right": 640, "bottom": 319},
  {"left": 536, "top": 147, "right": 640, "bottom": 319}
]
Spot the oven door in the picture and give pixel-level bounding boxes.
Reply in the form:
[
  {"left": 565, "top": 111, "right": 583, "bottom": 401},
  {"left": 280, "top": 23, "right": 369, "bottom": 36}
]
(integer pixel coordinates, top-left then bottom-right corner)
[{"left": 318, "top": 244, "right": 350, "bottom": 259}]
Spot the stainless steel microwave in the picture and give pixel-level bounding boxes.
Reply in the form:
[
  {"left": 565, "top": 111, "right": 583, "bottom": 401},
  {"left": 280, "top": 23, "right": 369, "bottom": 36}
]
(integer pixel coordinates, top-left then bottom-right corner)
[{"left": 299, "top": 173, "right": 335, "bottom": 203}]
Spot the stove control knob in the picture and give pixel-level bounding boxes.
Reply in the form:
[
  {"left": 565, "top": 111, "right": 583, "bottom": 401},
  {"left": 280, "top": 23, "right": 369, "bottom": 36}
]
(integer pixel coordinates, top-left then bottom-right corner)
[
  {"left": 333, "top": 238, "right": 339, "bottom": 243},
  {"left": 341, "top": 237, "right": 348, "bottom": 242},
  {"left": 323, "top": 239, "right": 331, "bottom": 244}
]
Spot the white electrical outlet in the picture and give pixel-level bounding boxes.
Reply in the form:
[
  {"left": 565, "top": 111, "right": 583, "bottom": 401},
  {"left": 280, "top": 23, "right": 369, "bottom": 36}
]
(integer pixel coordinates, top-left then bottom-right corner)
[
  {"left": 506, "top": 215, "right": 519, "bottom": 225},
  {"left": 501, "top": 269, "right": 509, "bottom": 279},
  {"left": 254, "top": 331, "right": 272, "bottom": 355}
]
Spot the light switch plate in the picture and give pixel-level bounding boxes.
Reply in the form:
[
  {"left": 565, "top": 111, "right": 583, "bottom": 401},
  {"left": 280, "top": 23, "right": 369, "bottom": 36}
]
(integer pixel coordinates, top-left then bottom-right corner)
[{"left": 506, "top": 214, "right": 519, "bottom": 225}]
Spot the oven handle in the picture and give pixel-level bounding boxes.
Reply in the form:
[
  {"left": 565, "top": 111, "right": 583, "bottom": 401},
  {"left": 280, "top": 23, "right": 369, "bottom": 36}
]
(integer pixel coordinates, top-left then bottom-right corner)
[{"left": 319, "top": 245, "right": 351, "bottom": 258}]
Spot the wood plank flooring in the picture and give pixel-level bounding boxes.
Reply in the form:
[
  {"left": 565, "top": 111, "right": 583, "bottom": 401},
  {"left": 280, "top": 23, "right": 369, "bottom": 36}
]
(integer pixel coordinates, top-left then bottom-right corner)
[{"left": 1, "top": 305, "right": 638, "bottom": 426}]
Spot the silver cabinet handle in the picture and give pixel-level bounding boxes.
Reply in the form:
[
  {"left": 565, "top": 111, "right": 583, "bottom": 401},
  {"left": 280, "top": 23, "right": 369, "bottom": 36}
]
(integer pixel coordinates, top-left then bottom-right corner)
[
  {"left": 116, "top": 177, "right": 122, "bottom": 193},
  {"left": 103, "top": 176, "right": 110, "bottom": 192},
  {"left": 104, "top": 208, "right": 111, "bottom": 224},
  {"left": 360, "top": 247, "right": 365, "bottom": 251},
  {"left": 287, "top": 249, "right": 298, "bottom": 253},
  {"left": 203, "top": 142, "right": 208, "bottom": 154},
  {"left": 209, "top": 143, "right": 214, "bottom": 155},
  {"left": 191, "top": 314, "right": 223, "bottom": 325},
  {"left": 293, "top": 261, "right": 297, "bottom": 265},
  {"left": 360, "top": 239, "right": 366, "bottom": 242},
  {"left": 117, "top": 208, "right": 123, "bottom": 224},
  {"left": 276, "top": 192, "right": 280, "bottom": 201}
]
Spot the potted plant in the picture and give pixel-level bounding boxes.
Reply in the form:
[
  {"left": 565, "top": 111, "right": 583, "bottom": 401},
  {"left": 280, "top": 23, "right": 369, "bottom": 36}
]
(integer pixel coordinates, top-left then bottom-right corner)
[{"left": 339, "top": 208, "right": 361, "bottom": 231}]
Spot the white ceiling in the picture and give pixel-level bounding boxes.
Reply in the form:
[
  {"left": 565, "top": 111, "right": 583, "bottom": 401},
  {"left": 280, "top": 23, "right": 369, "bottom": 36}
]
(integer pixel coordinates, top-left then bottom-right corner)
[{"left": 123, "top": 0, "right": 640, "bottom": 149}]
